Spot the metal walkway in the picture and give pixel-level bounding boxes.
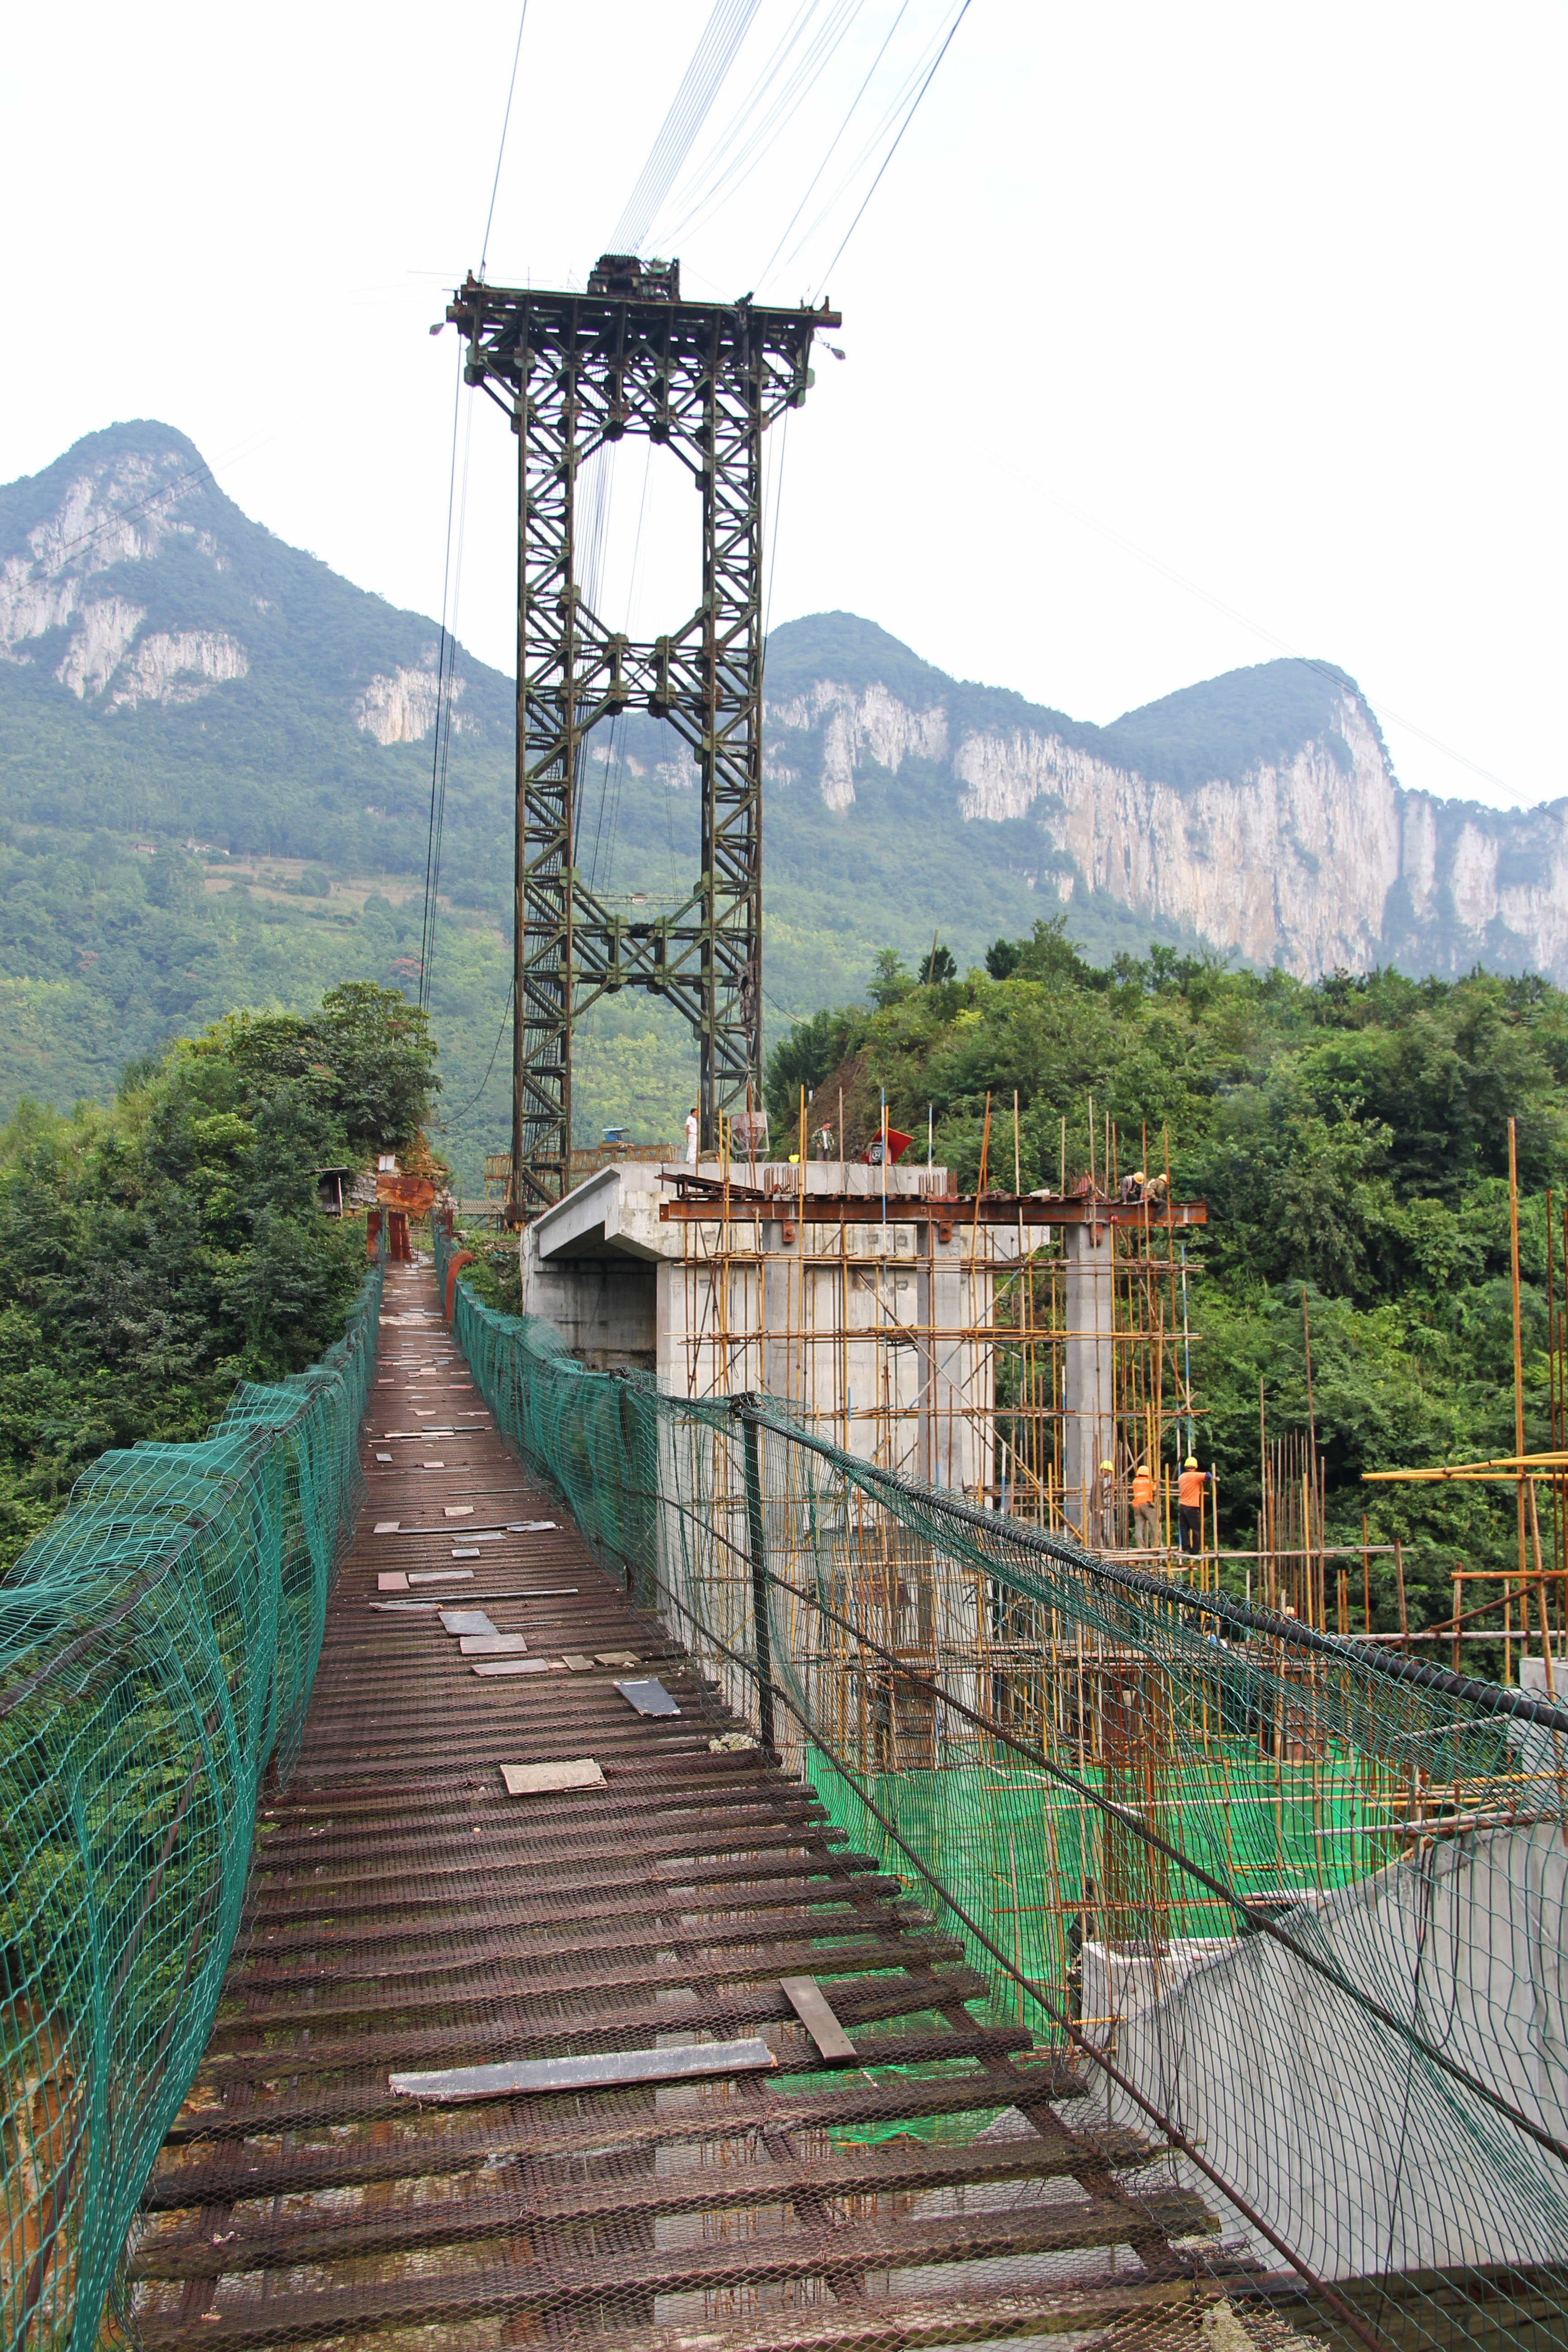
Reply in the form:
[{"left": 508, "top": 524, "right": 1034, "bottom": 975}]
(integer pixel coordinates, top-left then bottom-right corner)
[{"left": 132, "top": 1259, "right": 1215, "bottom": 2349}]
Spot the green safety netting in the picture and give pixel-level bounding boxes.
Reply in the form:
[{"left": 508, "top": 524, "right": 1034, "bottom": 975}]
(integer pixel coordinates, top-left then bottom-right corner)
[
  {"left": 437, "top": 1220, "right": 1568, "bottom": 2352},
  {"left": 0, "top": 1255, "right": 381, "bottom": 2349}
]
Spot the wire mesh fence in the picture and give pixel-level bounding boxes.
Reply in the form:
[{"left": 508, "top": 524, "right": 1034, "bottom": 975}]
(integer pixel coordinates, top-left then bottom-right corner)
[
  {"left": 438, "top": 1220, "right": 1568, "bottom": 2352},
  {"left": 0, "top": 1254, "right": 381, "bottom": 2349}
]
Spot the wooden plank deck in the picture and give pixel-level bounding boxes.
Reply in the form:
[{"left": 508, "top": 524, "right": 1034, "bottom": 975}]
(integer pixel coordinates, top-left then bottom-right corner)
[{"left": 133, "top": 1257, "right": 1217, "bottom": 2349}]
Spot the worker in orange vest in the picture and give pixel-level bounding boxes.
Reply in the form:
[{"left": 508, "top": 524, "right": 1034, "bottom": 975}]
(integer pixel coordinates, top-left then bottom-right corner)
[
  {"left": 1131, "top": 1460, "right": 1157, "bottom": 1552},
  {"left": 1177, "top": 1455, "right": 1208, "bottom": 1555}
]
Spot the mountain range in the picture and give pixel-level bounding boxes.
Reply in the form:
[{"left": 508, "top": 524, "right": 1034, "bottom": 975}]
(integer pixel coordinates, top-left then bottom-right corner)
[{"left": 2, "top": 419, "right": 1562, "bottom": 1178}]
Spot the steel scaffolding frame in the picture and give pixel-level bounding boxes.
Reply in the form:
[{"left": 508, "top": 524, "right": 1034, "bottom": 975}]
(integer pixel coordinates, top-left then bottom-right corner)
[{"left": 446, "top": 254, "right": 838, "bottom": 1213}]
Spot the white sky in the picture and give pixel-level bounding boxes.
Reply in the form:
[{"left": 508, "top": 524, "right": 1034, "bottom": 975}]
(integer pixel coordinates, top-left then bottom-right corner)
[{"left": 3, "top": 1, "right": 1563, "bottom": 810}]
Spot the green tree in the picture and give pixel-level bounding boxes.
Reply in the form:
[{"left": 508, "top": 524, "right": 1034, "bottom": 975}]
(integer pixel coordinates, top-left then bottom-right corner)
[
  {"left": 764, "top": 1007, "right": 858, "bottom": 1128},
  {"left": 779, "top": 926, "right": 1568, "bottom": 1639},
  {"left": 0, "top": 986, "right": 407, "bottom": 1568}
]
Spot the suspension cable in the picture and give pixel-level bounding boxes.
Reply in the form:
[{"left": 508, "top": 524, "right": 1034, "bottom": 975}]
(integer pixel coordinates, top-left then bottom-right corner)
[
  {"left": 480, "top": 3, "right": 529, "bottom": 282},
  {"left": 755, "top": 0, "right": 911, "bottom": 284},
  {"left": 812, "top": 0, "right": 970, "bottom": 294},
  {"left": 441, "top": 981, "right": 515, "bottom": 1127}
]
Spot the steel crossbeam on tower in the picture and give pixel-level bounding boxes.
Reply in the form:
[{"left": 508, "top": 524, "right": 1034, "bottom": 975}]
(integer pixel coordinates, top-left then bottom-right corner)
[{"left": 446, "top": 254, "right": 840, "bottom": 1217}]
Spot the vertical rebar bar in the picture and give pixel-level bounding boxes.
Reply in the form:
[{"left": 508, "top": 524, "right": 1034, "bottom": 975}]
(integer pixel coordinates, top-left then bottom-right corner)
[{"left": 740, "top": 1406, "right": 775, "bottom": 1753}]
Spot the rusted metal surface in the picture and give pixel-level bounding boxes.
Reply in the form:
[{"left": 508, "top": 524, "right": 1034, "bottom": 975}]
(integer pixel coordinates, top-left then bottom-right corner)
[
  {"left": 659, "top": 1179, "right": 1207, "bottom": 1229},
  {"left": 134, "top": 1259, "right": 1217, "bottom": 2349},
  {"left": 376, "top": 1172, "right": 438, "bottom": 1212}
]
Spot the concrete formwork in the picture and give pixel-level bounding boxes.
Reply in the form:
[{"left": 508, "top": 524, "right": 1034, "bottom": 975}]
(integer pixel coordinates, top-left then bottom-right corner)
[
  {"left": 519, "top": 1161, "right": 1200, "bottom": 1521},
  {"left": 521, "top": 1160, "right": 1006, "bottom": 1497}
]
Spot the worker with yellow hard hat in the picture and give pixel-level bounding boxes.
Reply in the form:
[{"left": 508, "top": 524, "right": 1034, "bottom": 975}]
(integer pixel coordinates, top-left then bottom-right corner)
[
  {"left": 1089, "top": 1455, "right": 1116, "bottom": 1548},
  {"left": 1177, "top": 1454, "right": 1209, "bottom": 1556},
  {"left": 1131, "top": 1459, "right": 1157, "bottom": 1551}
]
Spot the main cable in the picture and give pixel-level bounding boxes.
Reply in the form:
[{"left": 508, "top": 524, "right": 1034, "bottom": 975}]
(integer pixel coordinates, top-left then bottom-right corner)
[
  {"left": 424, "top": 393, "right": 476, "bottom": 1012},
  {"left": 579, "top": 0, "right": 764, "bottom": 622},
  {"left": 812, "top": 0, "right": 970, "bottom": 294},
  {"left": 480, "top": 3, "right": 529, "bottom": 282},
  {"left": 655, "top": 0, "right": 865, "bottom": 250},
  {"left": 754, "top": 0, "right": 910, "bottom": 286},
  {"left": 753, "top": 1, "right": 1511, "bottom": 799},
  {"left": 981, "top": 447, "right": 1524, "bottom": 801},
  {"left": 610, "top": 0, "right": 763, "bottom": 252},
  {"left": 775, "top": 9, "right": 958, "bottom": 278},
  {"left": 29, "top": 401, "right": 322, "bottom": 570}
]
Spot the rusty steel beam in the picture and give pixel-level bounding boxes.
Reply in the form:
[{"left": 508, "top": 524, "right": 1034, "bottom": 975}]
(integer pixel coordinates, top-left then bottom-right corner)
[{"left": 658, "top": 1184, "right": 1207, "bottom": 1229}]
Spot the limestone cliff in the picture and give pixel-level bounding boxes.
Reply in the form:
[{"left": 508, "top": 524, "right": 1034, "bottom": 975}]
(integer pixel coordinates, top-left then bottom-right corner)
[
  {"left": 4, "top": 427, "right": 1560, "bottom": 988},
  {"left": 0, "top": 422, "right": 499, "bottom": 741},
  {"left": 0, "top": 442, "right": 246, "bottom": 714},
  {"left": 760, "top": 615, "right": 1568, "bottom": 983},
  {"left": 354, "top": 658, "right": 475, "bottom": 745}
]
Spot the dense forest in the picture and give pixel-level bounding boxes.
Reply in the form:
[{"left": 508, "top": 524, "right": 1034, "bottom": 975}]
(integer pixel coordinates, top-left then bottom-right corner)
[
  {"left": 766, "top": 920, "right": 1568, "bottom": 1639},
  {"left": 0, "top": 826, "right": 506, "bottom": 1185},
  {"left": 0, "top": 982, "right": 436, "bottom": 1568}
]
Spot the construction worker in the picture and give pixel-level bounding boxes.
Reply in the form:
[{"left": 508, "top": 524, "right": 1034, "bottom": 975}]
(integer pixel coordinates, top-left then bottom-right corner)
[
  {"left": 1132, "top": 1459, "right": 1157, "bottom": 1551},
  {"left": 684, "top": 1105, "right": 699, "bottom": 1166},
  {"left": 1177, "top": 1455, "right": 1208, "bottom": 1555},
  {"left": 1090, "top": 1457, "right": 1116, "bottom": 1548}
]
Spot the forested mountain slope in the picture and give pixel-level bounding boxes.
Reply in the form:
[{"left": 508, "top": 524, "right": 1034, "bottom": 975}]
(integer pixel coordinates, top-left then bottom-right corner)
[{"left": 4, "top": 420, "right": 1565, "bottom": 1187}]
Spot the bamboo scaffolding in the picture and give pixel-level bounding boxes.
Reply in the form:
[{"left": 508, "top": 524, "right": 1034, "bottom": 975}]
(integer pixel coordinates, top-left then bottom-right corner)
[{"left": 653, "top": 1109, "right": 1568, "bottom": 1999}]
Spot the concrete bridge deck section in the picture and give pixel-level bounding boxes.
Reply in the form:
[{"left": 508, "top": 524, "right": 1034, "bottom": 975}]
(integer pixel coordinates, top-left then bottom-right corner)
[{"left": 131, "top": 1259, "right": 1218, "bottom": 2351}]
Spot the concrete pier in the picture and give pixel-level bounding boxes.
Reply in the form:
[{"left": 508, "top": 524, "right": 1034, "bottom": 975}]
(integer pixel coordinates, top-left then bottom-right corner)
[{"left": 519, "top": 1161, "right": 1003, "bottom": 1499}]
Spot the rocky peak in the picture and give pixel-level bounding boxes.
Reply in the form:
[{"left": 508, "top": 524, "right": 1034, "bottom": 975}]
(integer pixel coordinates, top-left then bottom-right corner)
[
  {"left": 760, "top": 614, "right": 1568, "bottom": 984},
  {"left": 5, "top": 426, "right": 1563, "bottom": 990},
  {"left": 0, "top": 422, "right": 502, "bottom": 740},
  {"left": 0, "top": 425, "right": 249, "bottom": 710}
]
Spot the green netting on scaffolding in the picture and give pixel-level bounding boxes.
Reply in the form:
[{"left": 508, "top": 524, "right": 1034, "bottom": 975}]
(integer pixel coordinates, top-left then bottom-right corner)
[
  {"left": 0, "top": 1256, "right": 381, "bottom": 2350},
  {"left": 436, "top": 1217, "right": 1568, "bottom": 2352}
]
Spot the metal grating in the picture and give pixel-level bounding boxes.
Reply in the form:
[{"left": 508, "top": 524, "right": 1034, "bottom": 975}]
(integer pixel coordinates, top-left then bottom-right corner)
[{"left": 129, "top": 1262, "right": 1241, "bottom": 2350}]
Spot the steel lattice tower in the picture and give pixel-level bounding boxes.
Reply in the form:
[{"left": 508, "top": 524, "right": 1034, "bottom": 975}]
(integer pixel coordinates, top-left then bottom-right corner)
[{"left": 447, "top": 255, "right": 839, "bottom": 1215}]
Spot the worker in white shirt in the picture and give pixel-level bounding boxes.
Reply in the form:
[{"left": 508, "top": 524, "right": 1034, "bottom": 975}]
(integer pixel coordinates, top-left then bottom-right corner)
[{"left": 684, "top": 1106, "right": 699, "bottom": 1166}]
